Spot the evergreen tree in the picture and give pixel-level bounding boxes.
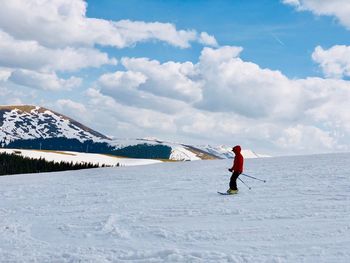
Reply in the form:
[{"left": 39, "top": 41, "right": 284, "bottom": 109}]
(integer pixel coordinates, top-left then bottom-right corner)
[{"left": 0, "top": 152, "right": 109, "bottom": 176}]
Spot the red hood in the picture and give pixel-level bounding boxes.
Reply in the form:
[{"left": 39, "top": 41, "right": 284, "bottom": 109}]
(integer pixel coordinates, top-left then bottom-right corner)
[{"left": 232, "top": 145, "right": 241, "bottom": 155}]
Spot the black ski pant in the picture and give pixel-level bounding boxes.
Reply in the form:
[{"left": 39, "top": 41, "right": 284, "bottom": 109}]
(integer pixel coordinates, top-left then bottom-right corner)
[{"left": 229, "top": 172, "right": 241, "bottom": 190}]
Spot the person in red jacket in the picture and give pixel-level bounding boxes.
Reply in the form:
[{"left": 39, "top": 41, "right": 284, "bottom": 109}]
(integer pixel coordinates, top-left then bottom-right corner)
[{"left": 227, "top": 145, "right": 244, "bottom": 194}]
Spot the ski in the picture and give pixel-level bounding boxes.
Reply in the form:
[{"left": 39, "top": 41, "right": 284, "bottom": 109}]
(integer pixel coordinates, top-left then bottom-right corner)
[{"left": 217, "top": 191, "right": 237, "bottom": 195}]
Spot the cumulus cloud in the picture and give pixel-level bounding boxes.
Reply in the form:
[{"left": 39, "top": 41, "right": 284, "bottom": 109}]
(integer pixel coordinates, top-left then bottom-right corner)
[
  {"left": 112, "top": 20, "right": 197, "bottom": 49},
  {"left": 121, "top": 58, "right": 203, "bottom": 103},
  {"left": 86, "top": 88, "right": 177, "bottom": 134},
  {"left": 0, "top": 30, "right": 116, "bottom": 72},
  {"left": 312, "top": 45, "right": 350, "bottom": 78},
  {"left": 97, "top": 57, "right": 203, "bottom": 114},
  {"left": 284, "top": 1, "right": 350, "bottom": 80},
  {"left": 56, "top": 99, "right": 87, "bottom": 115},
  {"left": 0, "top": 68, "right": 12, "bottom": 81},
  {"left": 300, "top": 77, "right": 350, "bottom": 132},
  {"left": 283, "top": 0, "right": 300, "bottom": 5},
  {"left": 47, "top": 99, "right": 91, "bottom": 126},
  {"left": 199, "top": 46, "right": 243, "bottom": 63},
  {"left": 282, "top": 0, "right": 350, "bottom": 29},
  {"left": 94, "top": 46, "right": 350, "bottom": 154},
  {"left": 9, "top": 70, "right": 82, "bottom": 91},
  {"left": 98, "top": 70, "right": 191, "bottom": 114},
  {"left": 0, "top": 0, "right": 217, "bottom": 107},
  {"left": 276, "top": 124, "right": 336, "bottom": 151},
  {"left": 199, "top": 32, "right": 219, "bottom": 47},
  {"left": 99, "top": 71, "right": 148, "bottom": 90},
  {"left": 0, "top": 0, "right": 215, "bottom": 49},
  {"left": 196, "top": 46, "right": 302, "bottom": 119},
  {"left": 0, "top": 79, "right": 37, "bottom": 105}
]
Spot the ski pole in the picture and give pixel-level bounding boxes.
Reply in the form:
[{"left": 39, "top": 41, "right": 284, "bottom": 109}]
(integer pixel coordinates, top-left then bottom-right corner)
[
  {"left": 238, "top": 177, "right": 251, "bottom": 190},
  {"left": 242, "top": 173, "right": 266, "bottom": 183}
]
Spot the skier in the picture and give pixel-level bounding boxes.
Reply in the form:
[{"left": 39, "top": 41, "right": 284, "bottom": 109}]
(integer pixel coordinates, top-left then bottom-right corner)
[{"left": 227, "top": 145, "right": 244, "bottom": 194}]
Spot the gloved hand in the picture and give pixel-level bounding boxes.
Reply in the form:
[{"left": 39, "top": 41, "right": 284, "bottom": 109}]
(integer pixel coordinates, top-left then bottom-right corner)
[{"left": 228, "top": 168, "right": 233, "bottom": 172}]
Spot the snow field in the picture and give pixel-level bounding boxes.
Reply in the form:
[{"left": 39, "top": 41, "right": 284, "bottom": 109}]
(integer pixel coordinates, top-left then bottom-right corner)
[
  {"left": 0, "top": 148, "right": 161, "bottom": 167},
  {"left": 0, "top": 153, "right": 350, "bottom": 262}
]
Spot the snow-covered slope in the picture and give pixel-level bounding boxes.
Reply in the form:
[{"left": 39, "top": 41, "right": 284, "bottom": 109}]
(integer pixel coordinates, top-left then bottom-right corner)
[
  {"left": 0, "top": 105, "right": 109, "bottom": 146},
  {"left": 1, "top": 153, "right": 349, "bottom": 262},
  {"left": 0, "top": 148, "right": 161, "bottom": 167},
  {"left": 169, "top": 145, "right": 201, "bottom": 161}
]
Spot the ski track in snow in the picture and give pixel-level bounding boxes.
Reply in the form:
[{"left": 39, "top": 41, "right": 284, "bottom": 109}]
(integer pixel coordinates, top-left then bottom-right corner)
[{"left": 0, "top": 154, "right": 350, "bottom": 262}]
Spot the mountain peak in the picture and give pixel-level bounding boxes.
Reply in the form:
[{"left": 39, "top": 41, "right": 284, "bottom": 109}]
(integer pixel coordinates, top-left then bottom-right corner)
[
  {"left": 0, "top": 104, "right": 41, "bottom": 113},
  {"left": 0, "top": 105, "right": 110, "bottom": 146}
]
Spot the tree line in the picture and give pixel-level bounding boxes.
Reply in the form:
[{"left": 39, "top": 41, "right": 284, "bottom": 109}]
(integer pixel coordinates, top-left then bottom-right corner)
[
  {"left": 0, "top": 152, "right": 117, "bottom": 176},
  {"left": 4, "top": 138, "right": 172, "bottom": 159}
]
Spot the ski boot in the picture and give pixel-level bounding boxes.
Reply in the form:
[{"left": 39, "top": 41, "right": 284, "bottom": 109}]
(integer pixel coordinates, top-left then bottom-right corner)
[{"left": 226, "top": 188, "right": 239, "bottom": 195}]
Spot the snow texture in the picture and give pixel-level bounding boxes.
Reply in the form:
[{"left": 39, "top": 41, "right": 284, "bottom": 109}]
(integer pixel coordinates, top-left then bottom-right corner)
[
  {"left": 169, "top": 145, "right": 201, "bottom": 161},
  {"left": 1, "top": 153, "right": 349, "bottom": 262}
]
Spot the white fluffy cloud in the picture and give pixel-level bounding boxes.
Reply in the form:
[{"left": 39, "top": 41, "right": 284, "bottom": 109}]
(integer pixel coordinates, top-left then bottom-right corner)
[
  {"left": 283, "top": 1, "right": 350, "bottom": 80},
  {"left": 199, "top": 32, "right": 219, "bottom": 47},
  {"left": 196, "top": 47, "right": 303, "bottom": 119},
  {"left": 9, "top": 70, "right": 82, "bottom": 91},
  {"left": 49, "top": 99, "right": 90, "bottom": 126},
  {"left": 0, "top": 68, "right": 12, "bottom": 81},
  {"left": 0, "top": 0, "right": 217, "bottom": 49},
  {"left": 56, "top": 99, "right": 87, "bottom": 115},
  {"left": 94, "top": 46, "right": 350, "bottom": 154},
  {"left": 86, "top": 88, "right": 177, "bottom": 134},
  {"left": 121, "top": 58, "right": 203, "bottom": 103},
  {"left": 0, "top": 0, "right": 217, "bottom": 99},
  {"left": 276, "top": 124, "right": 336, "bottom": 151},
  {"left": 97, "top": 57, "right": 203, "bottom": 114},
  {"left": 0, "top": 79, "right": 37, "bottom": 105},
  {"left": 98, "top": 70, "right": 191, "bottom": 114},
  {"left": 312, "top": 45, "right": 350, "bottom": 78},
  {"left": 99, "top": 71, "right": 148, "bottom": 91},
  {"left": 0, "top": 30, "right": 116, "bottom": 72},
  {"left": 283, "top": 0, "right": 350, "bottom": 29}
]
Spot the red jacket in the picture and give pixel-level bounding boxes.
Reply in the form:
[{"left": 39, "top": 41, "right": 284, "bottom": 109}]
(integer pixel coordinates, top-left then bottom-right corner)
[{"left": 231, "top": 145, "right": 244, "bottom": 173}]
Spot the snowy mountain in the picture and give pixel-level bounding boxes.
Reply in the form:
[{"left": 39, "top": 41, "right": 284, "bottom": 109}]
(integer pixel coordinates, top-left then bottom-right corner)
[
  {"left": 0, "top": 105, "right": 109, "bottom": 146},
  {"left": 109, "top": 138, "right": 218, "bottom": 161},
  {"left": 0, "top": 105, "right": 173, "bottom": 159},
  {"left": 113, "top": 138, "right": 269, "bottom": 160},
  {"left": 0, "top": 105, "right": 268, "bottom": 160},
  {"left": 1, "top": 153, "right": 349, "bottom": 262},
  {"left": 197, "top": 144, "right": 271, "bottom": 159}
]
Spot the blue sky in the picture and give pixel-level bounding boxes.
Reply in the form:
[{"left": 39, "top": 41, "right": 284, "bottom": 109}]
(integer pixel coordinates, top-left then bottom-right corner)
[
  {"left": 86, "top": 0, "right": 349, "bottom": 78},
  {"left": 1, "top": 0, "right": 350, "bottom": 155}
]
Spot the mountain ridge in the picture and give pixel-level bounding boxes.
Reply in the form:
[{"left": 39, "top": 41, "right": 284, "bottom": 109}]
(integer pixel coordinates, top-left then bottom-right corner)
[{"left": 0, "top": 105, "right": 268, "bottom": 160}]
